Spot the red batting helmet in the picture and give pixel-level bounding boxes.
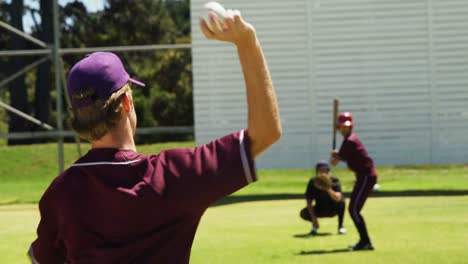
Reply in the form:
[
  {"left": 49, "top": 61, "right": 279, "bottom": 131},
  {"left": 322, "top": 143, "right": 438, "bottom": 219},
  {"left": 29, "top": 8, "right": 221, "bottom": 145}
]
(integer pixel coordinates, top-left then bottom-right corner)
[{"left": 337, "top": 112, "right": 353, "bottom": 128}]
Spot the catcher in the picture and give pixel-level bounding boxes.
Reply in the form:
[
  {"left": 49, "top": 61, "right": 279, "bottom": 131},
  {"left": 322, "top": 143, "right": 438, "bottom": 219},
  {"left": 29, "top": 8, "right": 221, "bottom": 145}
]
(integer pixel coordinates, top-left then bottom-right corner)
[{"left": 300, "top": 160, "right": 346, "bottom": 235}]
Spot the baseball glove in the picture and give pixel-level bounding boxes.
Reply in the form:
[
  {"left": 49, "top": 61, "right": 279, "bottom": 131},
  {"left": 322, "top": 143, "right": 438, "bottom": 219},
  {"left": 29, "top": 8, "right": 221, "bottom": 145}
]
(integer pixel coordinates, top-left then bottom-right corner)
[{"left": 314, "top": 174, "right": 332, "bottom": 190}]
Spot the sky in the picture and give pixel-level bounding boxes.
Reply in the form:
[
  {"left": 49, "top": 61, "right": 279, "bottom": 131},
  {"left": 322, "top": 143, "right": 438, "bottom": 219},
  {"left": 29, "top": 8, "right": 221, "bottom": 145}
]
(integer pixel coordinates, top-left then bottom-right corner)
[{"left": 4, "top": 0, "right": 107, "bottom": 32}]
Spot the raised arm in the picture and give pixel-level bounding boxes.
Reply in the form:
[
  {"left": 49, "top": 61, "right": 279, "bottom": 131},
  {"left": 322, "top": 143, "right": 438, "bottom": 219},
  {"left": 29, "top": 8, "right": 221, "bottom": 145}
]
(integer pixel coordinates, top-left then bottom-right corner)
[{"left": 200, "top": 11, "right": 281, "bottom": 159}]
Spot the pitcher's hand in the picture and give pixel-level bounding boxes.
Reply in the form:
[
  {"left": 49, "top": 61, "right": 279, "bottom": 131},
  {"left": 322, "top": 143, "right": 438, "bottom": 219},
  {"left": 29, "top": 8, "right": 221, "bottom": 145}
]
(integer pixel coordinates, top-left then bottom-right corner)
[{"left": 200, "top": 10, "right": 256, "bottom": 48}]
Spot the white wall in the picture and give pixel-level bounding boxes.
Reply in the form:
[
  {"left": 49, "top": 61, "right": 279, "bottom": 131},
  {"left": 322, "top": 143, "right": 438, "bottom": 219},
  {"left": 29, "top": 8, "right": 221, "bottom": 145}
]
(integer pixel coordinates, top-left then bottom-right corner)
[{"left": 191, "top": 0, "right": 468, "bottom": 168}]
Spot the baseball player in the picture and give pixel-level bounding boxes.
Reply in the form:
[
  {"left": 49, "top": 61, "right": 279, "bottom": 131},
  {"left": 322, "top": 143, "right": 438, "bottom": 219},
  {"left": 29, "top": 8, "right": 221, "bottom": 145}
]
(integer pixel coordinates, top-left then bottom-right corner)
[
  {"left": 29, "top": 11, "right": 281, "bottom": 263},
  {"left": 330, "top": 112, "right": 377, "bottom": 251},
  {"left": 300, "top": 160, "right": 346, "bottom": 235}
]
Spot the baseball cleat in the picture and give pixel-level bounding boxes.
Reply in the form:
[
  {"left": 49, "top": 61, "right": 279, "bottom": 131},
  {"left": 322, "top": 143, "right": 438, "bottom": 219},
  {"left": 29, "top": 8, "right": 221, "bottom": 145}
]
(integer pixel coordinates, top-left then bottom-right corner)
[
  {"left": 309, "top": 227, "right": 318, "bottom": 236},
  {"left": 338, "top": 227, "right": 347, "bottom": 234},
  {"left": 351, "top": 242, "right": 374, "bottom": 251}
]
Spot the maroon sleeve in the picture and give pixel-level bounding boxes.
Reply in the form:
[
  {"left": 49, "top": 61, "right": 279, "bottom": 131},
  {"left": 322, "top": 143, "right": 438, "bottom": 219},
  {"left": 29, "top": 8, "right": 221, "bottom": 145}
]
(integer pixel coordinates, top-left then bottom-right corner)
[
  {"left": 156, "top": 130, "right": 257, "bottom": 211},
  {"left": 338, "top": 139, "right": 354, "bottom": 161},
  {"left": 30, "top": 185, "right": 65, "bottom": 264}
]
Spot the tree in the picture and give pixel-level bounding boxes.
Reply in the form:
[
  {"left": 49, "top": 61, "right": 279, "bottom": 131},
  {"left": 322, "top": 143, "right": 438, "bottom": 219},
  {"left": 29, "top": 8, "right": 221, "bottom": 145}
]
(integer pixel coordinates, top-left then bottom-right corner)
[
  {"left": 1, "top": 0, "right": 193, "bottom": 144},
  {"left": 152, "top": 49, "right": 192, "bottom": 127},
  {"left": 0, "top": 2, "right": 11, "bottom": 80},
  {"left": 165, "top": 0, "right": 190, "bottom": 39},
  {"left": 33, "top": 0, "right": 53, "bottom": 140},
  {"left": 60, "top": 0, "right": 193, "bottom": 143},
  {"left": 7, "top": 0, "right": 31, "bottom": 145},
  {"left": 0, "top": 2, "right": 11, "bottom": 136}
]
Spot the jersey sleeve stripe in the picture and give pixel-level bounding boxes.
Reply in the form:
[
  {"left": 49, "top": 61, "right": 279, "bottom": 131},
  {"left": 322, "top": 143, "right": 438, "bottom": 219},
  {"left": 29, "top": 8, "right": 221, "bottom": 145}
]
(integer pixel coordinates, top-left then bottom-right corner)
[
  {"left": 71, "top": 159, "right": 142, "bottom": 167},
  {"left": 239, "top": 129, "right": 254, "bottom": 184},
  {"left": 28, "top": 247, "right": 40, "bottom": 264}
]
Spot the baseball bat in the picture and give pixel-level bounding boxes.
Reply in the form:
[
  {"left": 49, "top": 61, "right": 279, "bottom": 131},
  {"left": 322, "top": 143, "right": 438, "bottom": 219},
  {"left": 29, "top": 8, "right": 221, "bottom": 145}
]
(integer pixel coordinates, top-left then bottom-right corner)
[{"left": 332, "top": 97, "right": 339, "bottom": 150}]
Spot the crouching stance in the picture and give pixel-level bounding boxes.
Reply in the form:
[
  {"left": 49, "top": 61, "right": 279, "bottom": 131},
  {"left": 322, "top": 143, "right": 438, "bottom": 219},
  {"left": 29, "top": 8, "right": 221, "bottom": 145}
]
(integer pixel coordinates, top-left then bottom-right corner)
[{"left": 300, "top": 161, "right": 346, "bottom": 235}]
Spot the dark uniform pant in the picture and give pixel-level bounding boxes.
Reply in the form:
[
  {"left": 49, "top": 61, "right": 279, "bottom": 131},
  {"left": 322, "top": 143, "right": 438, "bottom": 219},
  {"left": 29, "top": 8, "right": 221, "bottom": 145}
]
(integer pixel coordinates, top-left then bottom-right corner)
[
  {"left": 349, "top": 174, "right": 376, "bottom": 244},
  {"left": 300, "top": 200, "right": 346, "bottom": 229}
]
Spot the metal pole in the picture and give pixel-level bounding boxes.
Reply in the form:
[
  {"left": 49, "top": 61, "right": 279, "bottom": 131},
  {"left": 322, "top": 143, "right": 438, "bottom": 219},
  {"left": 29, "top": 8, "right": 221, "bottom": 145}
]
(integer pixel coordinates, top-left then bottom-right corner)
[
  {"left": 59, "top": 43, "right": 192, "bottom": 54},
  {"left": 0, "top": 44, "right": 192, "bottom": 57},
  {"left": 52, "top": 0, "right": 64, "bottom": 173},
  {"left": 0, "top": 101, "right": 54, "bottom": 130},
  {"left": 0, "top": 126, "right": 194, "bottom": 139},
  {"left": 0, "top": 20, "right": 48, "bottom": 48},
  {"left": 0, "top": 49, "right": 51, "bottom": 57},
  {"left": 0, "top": 56, "right": 50, "bottom": 89},
  {"left": 0, "top": 130, "right": 76, "bottom": 140},
  {"left": 59, "top": 58, "right": 82, "bottom": 157}
]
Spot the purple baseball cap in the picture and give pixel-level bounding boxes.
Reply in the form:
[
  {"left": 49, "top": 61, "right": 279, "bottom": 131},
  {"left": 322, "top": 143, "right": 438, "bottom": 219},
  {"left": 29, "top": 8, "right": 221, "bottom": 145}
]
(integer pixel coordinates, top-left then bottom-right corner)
[{"left": 67, "top": 52, "right": 145, "bottom": 109}]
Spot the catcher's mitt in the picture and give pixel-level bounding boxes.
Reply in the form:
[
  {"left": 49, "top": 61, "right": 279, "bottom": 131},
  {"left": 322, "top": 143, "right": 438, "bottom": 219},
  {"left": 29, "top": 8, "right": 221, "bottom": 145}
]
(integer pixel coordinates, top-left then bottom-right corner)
[{"left": 314, "top": 174, "right": 332, "bottom": 190}]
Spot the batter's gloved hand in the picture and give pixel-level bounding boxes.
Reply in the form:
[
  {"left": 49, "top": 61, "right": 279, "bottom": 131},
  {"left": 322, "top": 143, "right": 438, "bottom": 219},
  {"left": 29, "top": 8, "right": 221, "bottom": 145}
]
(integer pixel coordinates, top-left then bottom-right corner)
[
  {"left": 330, "top": 150, "right": 340, "bottom": 166},
  {"left": 331, "top": 149, "right": 339, "bottom": 158}
]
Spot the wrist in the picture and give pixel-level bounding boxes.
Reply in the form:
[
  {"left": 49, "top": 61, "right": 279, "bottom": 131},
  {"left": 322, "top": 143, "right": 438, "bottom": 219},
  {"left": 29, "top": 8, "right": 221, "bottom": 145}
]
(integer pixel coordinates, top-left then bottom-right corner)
[{"left": 235, "top": 34, "right": 258, "bottom": 50}]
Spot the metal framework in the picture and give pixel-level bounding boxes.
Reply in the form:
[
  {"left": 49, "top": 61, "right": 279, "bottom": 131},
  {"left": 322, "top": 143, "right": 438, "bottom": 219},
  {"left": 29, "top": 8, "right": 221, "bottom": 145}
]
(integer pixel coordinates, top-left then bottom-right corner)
[{"left": 0, "top": 1, "right": 192, "bottom": 173}]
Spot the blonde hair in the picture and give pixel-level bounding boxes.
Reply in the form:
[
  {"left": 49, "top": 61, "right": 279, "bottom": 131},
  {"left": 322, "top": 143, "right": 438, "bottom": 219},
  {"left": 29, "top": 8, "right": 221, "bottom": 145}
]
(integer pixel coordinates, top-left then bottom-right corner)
[{"left": 70, "top": 83, "right": 132, "bottom": 140}]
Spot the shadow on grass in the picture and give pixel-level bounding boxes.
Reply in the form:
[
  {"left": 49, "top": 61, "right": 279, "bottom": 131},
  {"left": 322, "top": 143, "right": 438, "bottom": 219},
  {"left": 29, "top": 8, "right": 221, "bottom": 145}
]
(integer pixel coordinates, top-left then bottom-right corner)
[
  {"left": 297, "top": 248, "right": 352, "bottom": 255},
  {"left": 293, "top": 232, "right": 333, "bottom": 238},
  {"left": 0, "top": 199, "right": 38, "bottom": 206},
  {"left": 370, "top": 190, "right": 468, "bottom": 197},
  {"left": 213, "top": 190, "right": 468, "bottom": 207}
]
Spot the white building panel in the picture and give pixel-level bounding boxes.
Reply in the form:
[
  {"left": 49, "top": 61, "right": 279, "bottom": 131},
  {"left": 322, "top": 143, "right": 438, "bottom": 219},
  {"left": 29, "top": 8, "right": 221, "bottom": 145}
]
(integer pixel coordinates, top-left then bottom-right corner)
[{"left": 191, "top": 0, "right": 468, "bottom": 168}]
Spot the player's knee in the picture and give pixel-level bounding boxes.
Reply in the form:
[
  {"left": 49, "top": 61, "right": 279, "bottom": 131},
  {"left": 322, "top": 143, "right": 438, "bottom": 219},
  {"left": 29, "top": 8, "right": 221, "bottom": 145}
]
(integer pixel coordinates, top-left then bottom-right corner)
[
  {"left": 300, "top": 208, "right": 309, "bottom": 220},
  {"left": 348, "top": 204, "right": 354, "bottom": 215}
]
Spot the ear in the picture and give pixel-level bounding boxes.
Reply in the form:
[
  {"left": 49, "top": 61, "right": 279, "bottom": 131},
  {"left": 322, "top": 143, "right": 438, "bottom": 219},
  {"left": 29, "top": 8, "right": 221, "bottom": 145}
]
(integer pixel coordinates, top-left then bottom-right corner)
[{"left": 121, "top": 94, "right": 131, "bottom": 112}]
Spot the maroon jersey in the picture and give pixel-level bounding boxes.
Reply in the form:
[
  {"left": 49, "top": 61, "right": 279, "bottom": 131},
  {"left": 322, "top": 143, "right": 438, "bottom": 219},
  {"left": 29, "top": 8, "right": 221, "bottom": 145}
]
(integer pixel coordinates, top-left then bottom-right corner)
[
  {"left": 338, "top": 133, "right": 376, "bottom": 177},
  {"left": 30, "top": 130, "right": 256, "bottom": 264}
]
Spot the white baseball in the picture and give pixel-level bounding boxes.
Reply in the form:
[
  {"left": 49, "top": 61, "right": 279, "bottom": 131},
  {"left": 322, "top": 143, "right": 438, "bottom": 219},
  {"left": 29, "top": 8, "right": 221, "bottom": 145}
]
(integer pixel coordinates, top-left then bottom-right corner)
[
  {"left": 203, "top": 2, "right": 227, "bottom": 31},
  {"left": 373, "top": 183, "right": 380, "bottom": 191}
]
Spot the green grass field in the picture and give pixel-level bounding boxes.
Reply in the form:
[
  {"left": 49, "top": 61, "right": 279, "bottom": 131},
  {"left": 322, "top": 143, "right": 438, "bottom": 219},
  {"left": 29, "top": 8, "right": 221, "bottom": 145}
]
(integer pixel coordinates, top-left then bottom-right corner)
[
  {"left": 0, "top": 142, "right": 195, "bottom": 205},
  {"left": 0, "top": 143, "right": 467, "bottom": 263}
]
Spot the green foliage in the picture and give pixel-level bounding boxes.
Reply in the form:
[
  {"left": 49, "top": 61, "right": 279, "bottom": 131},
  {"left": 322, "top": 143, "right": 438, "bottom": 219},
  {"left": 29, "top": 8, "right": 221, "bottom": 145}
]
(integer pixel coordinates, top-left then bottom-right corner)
[
  {"left": 59, "top": 0, "right": 193, "bottom": 143},
  {"left": 152, "top": 49, "right": 193, "bottom": 126},
  {"left": 1, "top": 0, "right": 193, "bottom": 143},
  {"left": 165, "top": 0, "right": 191, "bottom": 37},
  {"left": 0, "top": 108, "right": 7, "bottom": 146},
  {"left": 0, "top": 2, "right": 10, "bottom": 71}
]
